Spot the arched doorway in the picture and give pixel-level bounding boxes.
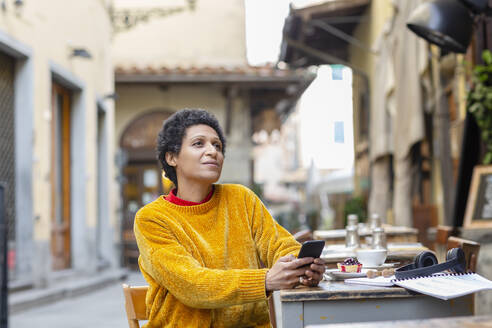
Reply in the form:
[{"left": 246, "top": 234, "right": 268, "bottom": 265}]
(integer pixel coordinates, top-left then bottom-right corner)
[{"left": 119, "top": 110, "right": 173, "bottom": 268}]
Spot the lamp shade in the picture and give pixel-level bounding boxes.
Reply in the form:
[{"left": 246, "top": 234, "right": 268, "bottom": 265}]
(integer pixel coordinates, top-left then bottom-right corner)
[
  {"left": 407, "top": 0, "right": 474, "bottom": 53},
  {"left": 461, "top": 0, "right": 489, "bottom": 13}
]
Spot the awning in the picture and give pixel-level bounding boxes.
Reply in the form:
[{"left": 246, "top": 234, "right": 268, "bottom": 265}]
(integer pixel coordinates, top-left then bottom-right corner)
[
  {"left": 115, "top": 64, "right": 315, "bottom": 87},
  {"left": 114, "top": 64, "right": 316, "bottom": 120},
  {"left": 279, "top": 0, "right": 370, "bottom": 67}
]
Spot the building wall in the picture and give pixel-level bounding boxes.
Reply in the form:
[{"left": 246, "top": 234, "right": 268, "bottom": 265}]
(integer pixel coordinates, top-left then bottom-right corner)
[
  {"left": 114, "top": 84, "right": 252, "bottom": 185},
  {"left": 0, "top": 0, "right": 117, "bottom": 284},
  {"left": 349, "top": 0, "right": 393, "bottom": 87},
  {"left": 112, "top": 0, "right": 252, "bottom": 190},
  {"left": 112, "top": 0, "right": 247, "bottom": 67},
  {"left": 349, "top": 0, "right": 393, "bottom": 153},
  {"left": 347, "top": 1, "right": 393, "bottom": 202},
  {"left": 297, "top": 65, "right": 354, "bottom": 170}
]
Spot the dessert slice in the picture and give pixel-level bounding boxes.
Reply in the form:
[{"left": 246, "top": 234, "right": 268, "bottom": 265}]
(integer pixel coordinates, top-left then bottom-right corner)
[{"left": 337, "top": 257, "right": 362, "bottom": 273}]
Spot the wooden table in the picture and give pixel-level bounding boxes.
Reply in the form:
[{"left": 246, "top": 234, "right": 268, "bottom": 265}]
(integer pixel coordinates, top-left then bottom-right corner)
[
  {"left": 321, "top": 243, "right": 428, "bottom": 268},
  {"left": 273, "top": 281, "right": 473, "bottom": 328},
  {"left": 306, "top": 314, "right": 492, "bottom": 328},
  {"left": 314, "top": 226, "right": 418, "bottom": 245}
]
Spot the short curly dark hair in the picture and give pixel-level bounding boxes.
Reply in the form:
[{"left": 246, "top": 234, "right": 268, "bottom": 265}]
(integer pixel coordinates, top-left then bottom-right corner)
[{"left": 157, "top": 109, "right": 226, "bottom": 187}]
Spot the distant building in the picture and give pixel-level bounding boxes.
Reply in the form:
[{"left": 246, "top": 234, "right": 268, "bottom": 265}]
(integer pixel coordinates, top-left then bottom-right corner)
[
  {"left": 111, "top": 0, "right": 314, "bottom": 267},
  {"left": 0, "top": 0, "right": 118, "bottom": 289}
]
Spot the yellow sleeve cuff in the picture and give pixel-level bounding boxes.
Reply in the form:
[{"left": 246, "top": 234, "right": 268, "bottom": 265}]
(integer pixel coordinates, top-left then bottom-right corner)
[{"left": 239, "top": 268, "right": 269, "bottom": 302}]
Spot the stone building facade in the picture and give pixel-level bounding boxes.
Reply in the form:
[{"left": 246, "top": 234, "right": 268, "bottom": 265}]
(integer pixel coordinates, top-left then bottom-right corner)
[{"left": 0, "top": 0, "right": 118, "bottom": 288}]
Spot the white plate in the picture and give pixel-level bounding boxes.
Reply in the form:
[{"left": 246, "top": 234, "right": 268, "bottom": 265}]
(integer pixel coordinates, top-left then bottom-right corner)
[
  {"left": 325, "top": 269, "right": 367, "bottom": 280},
  {"left": 361, "top": 262, "right": 399, "bottom": 269}
]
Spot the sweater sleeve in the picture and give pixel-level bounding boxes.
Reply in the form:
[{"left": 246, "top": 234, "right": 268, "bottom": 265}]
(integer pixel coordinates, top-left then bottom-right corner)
[
  {"left": 246, "top": 188, "right": 301, "bottom": 268},
  {"left": 134, "top": 214, "right": 268, "bottom": 309}
]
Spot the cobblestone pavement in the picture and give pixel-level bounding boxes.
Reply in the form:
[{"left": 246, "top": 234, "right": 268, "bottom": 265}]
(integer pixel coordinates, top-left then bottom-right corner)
[{"left": 10, "top": 270, "right": 147, "bottom": 328}]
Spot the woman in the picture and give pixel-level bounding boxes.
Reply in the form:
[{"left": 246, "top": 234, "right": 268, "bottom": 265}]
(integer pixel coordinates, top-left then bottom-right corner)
[{"left": 134, "top": 109, "right": 325, "bottom": 327}]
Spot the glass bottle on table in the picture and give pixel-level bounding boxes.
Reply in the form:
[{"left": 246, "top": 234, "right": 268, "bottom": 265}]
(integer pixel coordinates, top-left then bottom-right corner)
[
  {"left": 347, "top": 214, "right": 358, "bottom": 228},
  {"left": 369, "top": 213, "right": 382, "bottom": 230},
  {"left": 345, "top": 225, "right": 360, "bottom": 249},
  {"left": 372, "top": 226, "right": 387, "bottom": 249}
]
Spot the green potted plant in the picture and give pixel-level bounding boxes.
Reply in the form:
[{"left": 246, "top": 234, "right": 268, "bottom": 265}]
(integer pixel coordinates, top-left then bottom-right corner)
[
  {"left": 343, "top": 196, "right": 366, "bottom": 226},
  {"left": 467, "top": 49, "right": 492, "bottom": 164}
]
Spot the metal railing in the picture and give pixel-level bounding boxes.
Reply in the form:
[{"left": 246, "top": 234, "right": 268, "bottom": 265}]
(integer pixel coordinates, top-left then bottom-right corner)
[{"left": 0, "top": 183, "right": 7, "bottom": 327}]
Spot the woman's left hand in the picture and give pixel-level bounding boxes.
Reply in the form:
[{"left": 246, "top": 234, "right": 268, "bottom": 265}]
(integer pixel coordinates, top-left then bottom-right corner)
[{"left": 299, "top": 258, "right": 326, "bottom": 287}]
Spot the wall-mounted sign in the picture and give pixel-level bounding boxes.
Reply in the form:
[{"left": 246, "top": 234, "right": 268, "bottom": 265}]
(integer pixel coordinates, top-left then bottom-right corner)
[{"left": 464, "top": 165, "right": 492, "bottom": 228}]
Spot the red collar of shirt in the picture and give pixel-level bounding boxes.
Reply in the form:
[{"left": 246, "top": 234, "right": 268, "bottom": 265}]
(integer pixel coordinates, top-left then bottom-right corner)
[{"left": 164, "top": 187, "right": 214, "bottom": 206}]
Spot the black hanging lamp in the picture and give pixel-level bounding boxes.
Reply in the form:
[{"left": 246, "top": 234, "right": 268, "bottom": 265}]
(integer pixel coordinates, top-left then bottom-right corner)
[{"left": 407, "top": 0, "right": 474, "bottom": 53}]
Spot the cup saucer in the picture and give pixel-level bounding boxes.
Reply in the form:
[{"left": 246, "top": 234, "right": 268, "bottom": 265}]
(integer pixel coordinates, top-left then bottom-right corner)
[
  {"left": 324, "top": 269, "right": 367, "bottom": 280},
  {"left": 361, "top": 262, "right": 399, "bottom": 269}
]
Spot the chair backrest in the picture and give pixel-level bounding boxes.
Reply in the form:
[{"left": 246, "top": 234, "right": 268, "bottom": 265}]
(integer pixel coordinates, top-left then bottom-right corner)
[
  {"left": 122, "top": 283, "right": 278, "bottom": 328},
  {"left": 447, "top": 236, "right": 480, "bottom": 272},
  {"left": 122, "top": 284, "right": 148, "bottom": 328}
]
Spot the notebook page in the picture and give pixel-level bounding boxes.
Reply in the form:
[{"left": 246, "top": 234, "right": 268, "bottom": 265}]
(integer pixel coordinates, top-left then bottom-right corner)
[
  {"left": 394, "top": 273, "right": 492, "bottom": 300},
  {"left": 345, "top": 275, "right": 395, "bottom": 286}
]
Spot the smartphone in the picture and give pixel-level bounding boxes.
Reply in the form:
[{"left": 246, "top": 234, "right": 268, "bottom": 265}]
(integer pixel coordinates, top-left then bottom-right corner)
[{"left": 298, "top": 240, "right": 325, "bottom": 259}]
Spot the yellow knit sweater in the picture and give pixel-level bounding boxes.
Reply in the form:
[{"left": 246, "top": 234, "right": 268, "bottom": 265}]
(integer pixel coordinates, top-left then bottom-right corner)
[{"left": 134, "top": 184, "right": 301, "bottom": 328}]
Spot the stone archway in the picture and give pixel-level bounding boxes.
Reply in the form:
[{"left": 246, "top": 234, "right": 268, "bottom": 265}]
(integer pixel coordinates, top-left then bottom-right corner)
[
  {"left": 120, "top": 110, "right": 172, "bottom": 160},
  {"left": 119, "top": 109, "right": 173, "bottom": 268}
]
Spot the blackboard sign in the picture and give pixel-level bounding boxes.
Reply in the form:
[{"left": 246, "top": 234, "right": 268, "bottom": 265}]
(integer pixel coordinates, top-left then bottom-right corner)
[{"left": 464, "top": 166, "right": 492, "bottom": 228}]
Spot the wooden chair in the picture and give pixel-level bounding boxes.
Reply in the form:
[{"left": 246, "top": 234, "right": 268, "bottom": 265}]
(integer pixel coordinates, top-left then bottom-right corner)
[
  {"left": 434, "top": 226, "right": 480, "bottom": 272},
  {"left": 122, "top": 284, "right": 148, "bottom": 328},
  {"left": 413, "top": 204, "right": 438, "bottom": 249},
  {"left": 435, "top": 225, "right": 458, "bottom": 263},
  {"left": 447, "top": 236, "right": 480, "bottom": 272},
  {"left": 447, "top": 236, "right": 480, "bottom": 314},
  {"left": 435, "top": 225, "right": 458, "bottom": 246},
  {"left": 122, "top": 284, "right": 278, "bottom": 327}
]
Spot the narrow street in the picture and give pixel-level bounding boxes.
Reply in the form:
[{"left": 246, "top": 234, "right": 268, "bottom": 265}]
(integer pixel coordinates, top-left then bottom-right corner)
[
  {"left": 1, "top": 0, "right": 492, "bottom": 327},
  {"left": 10, "top": 271, "right": 147, "bottom": 328}
]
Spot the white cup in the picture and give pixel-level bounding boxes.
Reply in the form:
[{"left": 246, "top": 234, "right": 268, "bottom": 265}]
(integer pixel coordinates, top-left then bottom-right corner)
[{"left": 355, "top": 248, "right": 387, "bottom": 267}]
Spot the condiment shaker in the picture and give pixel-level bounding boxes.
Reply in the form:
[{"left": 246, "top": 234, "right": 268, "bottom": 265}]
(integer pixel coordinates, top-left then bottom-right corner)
[
  {"left": 347, "top": 214, "right": 358, "bottom": 228},
  {"left": 372, "top": 226, "right": 387, "bottom": 249},
  {"left": 345, "top": 225, "right": 360, "bottom": 249},
  {"left": 369, "top": 213, "right": 381, "bottom": 230}
]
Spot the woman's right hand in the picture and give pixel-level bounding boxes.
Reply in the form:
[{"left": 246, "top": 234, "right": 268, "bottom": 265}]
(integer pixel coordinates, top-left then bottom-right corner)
[{"left": 265, "top": 254, "right": 314, "bottom": 292}]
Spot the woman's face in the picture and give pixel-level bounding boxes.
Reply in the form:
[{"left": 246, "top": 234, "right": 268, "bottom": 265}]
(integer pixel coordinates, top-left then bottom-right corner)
[{"left": 166, "top": 124, "right": 224, "bottom": 187}]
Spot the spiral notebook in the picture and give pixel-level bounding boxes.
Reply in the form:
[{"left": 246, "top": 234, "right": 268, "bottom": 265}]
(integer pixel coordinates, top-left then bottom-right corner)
[{"left": 345, "top": 272, "right": 492, "bottom": 300}]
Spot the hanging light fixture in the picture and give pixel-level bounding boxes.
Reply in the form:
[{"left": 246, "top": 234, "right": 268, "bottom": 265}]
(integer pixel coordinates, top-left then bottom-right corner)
[{"left": 406, "top": 0, "right": 492, "bottom": 54}]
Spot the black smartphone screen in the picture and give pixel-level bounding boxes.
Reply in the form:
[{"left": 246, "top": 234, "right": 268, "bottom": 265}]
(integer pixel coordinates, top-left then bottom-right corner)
[{"left": 298, "top": 240, "right": 325, "bottom": 259}]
